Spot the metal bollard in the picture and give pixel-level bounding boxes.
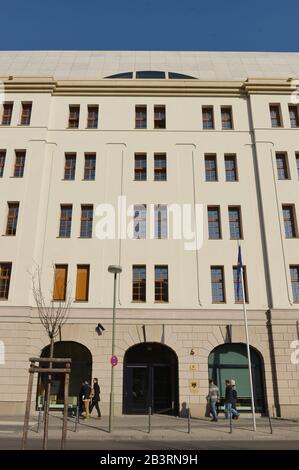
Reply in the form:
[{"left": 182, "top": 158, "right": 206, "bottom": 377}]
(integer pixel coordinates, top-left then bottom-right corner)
[
  {"left": 187, "top": 408, "right": 191, "bottom": 434},
  {"left": 148, "top": 407, "right": 151, "bottom": 434},
  {"left": 267, "top": 408, "right": 273, "bottom": 434},
  {"left": 229, "top": 411, "right": 232, "bottom": 434},
  {"left": 75, "top": 406, "right": 79, "bottom": 432}
]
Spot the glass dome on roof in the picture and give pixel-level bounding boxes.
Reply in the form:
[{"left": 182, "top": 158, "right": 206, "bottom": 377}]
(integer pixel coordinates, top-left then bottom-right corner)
[{"left": 105, "top": 71, "right": 197, "bottom": 79}]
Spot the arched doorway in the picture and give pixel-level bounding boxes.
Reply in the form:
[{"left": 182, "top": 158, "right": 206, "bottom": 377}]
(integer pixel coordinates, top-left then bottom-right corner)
[
  {"left": 208, "top": 343, "right": 266, "bottom": 413},
  {"left": 36, "top": 341, "right": 92, "bottom": 409},
  {"left": 123, "top": 342, "right": 179, "bottom": 415}
]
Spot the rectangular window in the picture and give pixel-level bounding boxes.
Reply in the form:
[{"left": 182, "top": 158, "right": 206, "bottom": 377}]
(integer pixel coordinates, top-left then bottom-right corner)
[
  {"left": 276, "top": 153, "right": 289, "bottom": 180},
  {"left": 14, "top": 150, "right": 26, "bottom": 178},
  {"left": 270, "top": 104, "right": 282, "bottom": 127},
  {"left": 0, "top": 263, "right": 12, "bottom": 300},
  {"left": 135, "top": 106, "right": 147, "bottom": 129},
  {"left": 202, "top": 106, "right": 214, "bottom": 129},
  {"left": 20, "top": 102, "right": 32, "bottom": 126},
  {"left": 211, "top": 266, "right": 225, "bottom": 303},
  {"left": 225, "top": 155, "right": 238, "bottom": 181},
  {"left": 87, "top": 105, "right": 98, "bottom": 128},
  {"left": 233, "top": 266, "right": 248, "bottom": 303},
  {"left": 1, "top": 103, "right": 13, "bottom": 125},
  {"left": 76, "top": 265, "right": 90, "bottom": 301},
  {"left": 229, "top": 206, "right": 242, "bottom": 239},
  {"left": 53, "top": 264, "right": 68, "bottom": 301},
  {"left": 282, "top": 205, "right": 297, "bottom": 238},
  {"left": 64, "top": 153, "right": 76, "bottom": 180},
  {"left": 59, "top": 205, "right": 72, "bottom": 238},
  {"left": 134, "top": 153, "right": 147, "bottom": 181},
  {"left": 155, "top": 265, "right": 169, "bottom": 302},
  {"left": 208, "top": 206, "right": 221, "bottom": 239},
  {"left": 221, "top": 106, "right": 233, "bottom": 129},
  {"left": 0, "top": 150, "right": 6, "bottom": 177},
  {"left": 6, "top": 202, "right": 19, "bottom": 236},
  {"left": 205, "top": 154, "right": 217, "bottom": 181},
  {"left": 289, "top": 105, "right": 299, "bottom": 128},
  {"left": 68, "top": 105, "right": 80, "bottom": 128},
  {"left": 154, "top": 105, "right": 166, "bottom": 129},
  {"left": 132, "top": 265, "right": 146, "bottom": 302},
  {"left": 84, "top": 153, "right": 96, "bottom": 180},
  {"left": 296, "top": 153, "right": 299, "bottom": 179},
  {"left": 134, "top": 204, "right": 146, "bottom": 239},
  {"left": 80, "top": 205, "right": 93, "bottom": 238},
  {"left": 290, "top": 266, "right": 299, "bottom": 302},
  {"left": 155, "top": 205, "right": 168, "bottom": 239},
  {"left": 154, "top": 153, "right": 167, "bottom": 181}
]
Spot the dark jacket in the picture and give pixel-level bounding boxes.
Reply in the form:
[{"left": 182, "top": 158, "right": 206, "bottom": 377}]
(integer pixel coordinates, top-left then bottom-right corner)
[
  {"left": 232, "top": 388, "right": 238, "bottom": 406},
  {"left": 81, "top": 383, "right": 92, "bottom": 400},
  {"left": 225, "top": 385, "right": 234, "bottom": 403},
  {"left": 92, "top": 383, "right": 100, "bottom": 402}
]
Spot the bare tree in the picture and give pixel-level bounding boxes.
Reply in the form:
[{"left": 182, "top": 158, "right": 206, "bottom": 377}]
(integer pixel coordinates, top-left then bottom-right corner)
[{"left": 30, "top": 264, "right": 72, "bottom": 450}]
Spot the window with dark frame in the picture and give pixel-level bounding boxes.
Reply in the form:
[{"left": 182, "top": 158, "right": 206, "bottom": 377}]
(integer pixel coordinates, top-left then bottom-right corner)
[
  {"left": 53, "top": 264, "right": 68, "bottom": 301},
  {"left": 270, "top": 104, "right": 282, "bottom": 127},
  {"left": 6, "top": 202, "right": 19, "bottom": 236},
  {"left": 68, "top": 105, "right": 80, "bottom": 128},
  {"left": 80, "top": 205, "right": 93, "bottom": 238},
  {"left": 1, "top": 103, "right": 13, "bottom": 125},
  {"left": 0, "top": 263, "right": 12, "bottom": 300},
  {"left": 233, "top": 265, "right": 248, "bottom": 303},
  {"left": 282, "top": 205, "right": 297, "bottom": 238},
  {"left": 132, "top": 265, "right": 146, "bottom": 302},
  {"left": 154, "top": 105, "right": 166, "bottom": 129},
  {"left": 0, "top": 150, "right": 6, "bottom": 177},
  {"left": 14, "top": 151, "right": 26, "bottom": 178},
  {"left": 205, "top": 155, "right": 217, "bottom": 181},
  {"left": 155, "top": 265, "right": 169, "bottom": 302},
  {"left": 64, "top": 153, "right": 76, "bottom": 180},
  {"left": 84, "top": 153, "right": 96, "bottom": 180},
  {"left": 202, "top": 107, "right": 214, "bottom": 129},
  {"left": 208, "top": 206, "right": 221, "bottom": 239},
  {"left": 229, "top": 206, "right": 242, "bottom": 239},
  {"left": 154, "top": 153, "right": 167, "bottom": 181},
  {"left": 76, "top": 265, "right": 90, "bottom": 301},
  {"left": 135, "top": 106, "right": 147, "bottom": 129},
  {"left": 221, "top": 107, "right": 233, "bottom": 129},
  {"left": 276, "top": 153, "right": 289, "bottom": 180},
  {"left": 59, "top": 205, "right": 72, "bottom": 238},
  {"left": 289, "top": 105, "right": 299, "bottom": 128},
  {"left": 225, "top": 155, "right": 238, "bottom": 181},
  {"left": 20, "top": 102, "right": 32, "bottom": 126},
  {"left": 134, "top": 153, "right": 147, "bottom": 180},
  {"left": 211, "top": 266, "right": 225, "bottom": 303},
  {"left": 290, "top": 265, "right": 299, "bottom": 302},
  {"left": 87, "top": 106, "right": 98, "bottom": 128}
]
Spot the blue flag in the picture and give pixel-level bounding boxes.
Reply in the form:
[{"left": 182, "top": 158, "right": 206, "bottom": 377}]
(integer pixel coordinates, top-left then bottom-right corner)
[{"left": 236, "top": 245, "right": 243, "bottom": 301}]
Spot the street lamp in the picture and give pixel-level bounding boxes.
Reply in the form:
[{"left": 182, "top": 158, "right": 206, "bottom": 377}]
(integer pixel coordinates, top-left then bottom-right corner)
[{"left": 107, "top": 265, "right": 122, "bottom": 433}]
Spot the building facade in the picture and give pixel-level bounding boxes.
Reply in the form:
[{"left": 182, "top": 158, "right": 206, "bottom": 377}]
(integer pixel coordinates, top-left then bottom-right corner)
[{"left": 0, "top": 51, "right": 299, "bottom": 417}]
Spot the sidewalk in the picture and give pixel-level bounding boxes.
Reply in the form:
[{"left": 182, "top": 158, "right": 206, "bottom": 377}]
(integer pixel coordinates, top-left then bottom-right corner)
[{"left": 1, "top": 413, "right": 299, "bottom": 442}]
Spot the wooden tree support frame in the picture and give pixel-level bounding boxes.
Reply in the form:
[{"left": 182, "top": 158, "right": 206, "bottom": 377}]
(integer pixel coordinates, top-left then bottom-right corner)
[{"left": 21, "top": 357, "right": 72, "bottom": 450}]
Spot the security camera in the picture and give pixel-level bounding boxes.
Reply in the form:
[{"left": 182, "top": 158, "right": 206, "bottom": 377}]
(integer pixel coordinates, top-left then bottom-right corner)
[{"left": 95, "top": 323, "right": 105, "bottom": 336}]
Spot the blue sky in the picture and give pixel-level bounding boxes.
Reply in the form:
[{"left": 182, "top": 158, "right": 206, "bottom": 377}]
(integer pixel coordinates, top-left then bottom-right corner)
[{"left": 1, "top": 0, "right": 298, "bottom": 51}]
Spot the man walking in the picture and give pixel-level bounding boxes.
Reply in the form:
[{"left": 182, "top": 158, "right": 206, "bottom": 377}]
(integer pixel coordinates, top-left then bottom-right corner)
[
  {"left": 89, "top": 377, "right": 101, "bottom": 418},
  {"left": 207, "top": 379, "right": 219, "bottom": 422},
  {"left": 81, "top": 379, "right": 92, "bottom": 419},
  {"left": 225, "top": 379, "right": 239, "bottom": 419}
]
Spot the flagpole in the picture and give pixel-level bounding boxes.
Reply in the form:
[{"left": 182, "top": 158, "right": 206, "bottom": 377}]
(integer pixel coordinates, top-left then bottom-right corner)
[{"left": 238, "top": 241, "right": 256, "bottom": 431}]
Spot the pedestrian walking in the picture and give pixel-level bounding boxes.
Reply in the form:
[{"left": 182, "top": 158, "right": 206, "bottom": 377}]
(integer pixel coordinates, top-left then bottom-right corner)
[
  {"left": 81, "top": 379, "right": 92, "bottom": 419},
  {"left": 89, "top": 378, "right": 101, "bottom": 418},
  {"left": 207, "top": 379, "right": 220, "bottom": 422},
  {"left": 231, "top": 380, "right": 239, "bottom": 419},
  {"left": 225, "top": 379, "right": 239, "bottom": 419}
]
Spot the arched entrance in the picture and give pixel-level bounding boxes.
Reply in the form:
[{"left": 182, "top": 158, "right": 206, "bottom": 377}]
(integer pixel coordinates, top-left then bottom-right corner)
[
  {"left": 123, "top": 342, "right": 179, "bottom": 415},
  {"left": 208, "top": 343, "right": 266, "bottom": 413},
  {"left": 36, "top": 341, "right": 92, "bottom": 409}
]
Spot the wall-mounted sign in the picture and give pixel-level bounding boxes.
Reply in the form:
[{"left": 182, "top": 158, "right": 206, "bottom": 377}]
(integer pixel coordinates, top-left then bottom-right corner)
[
  {"left": 189, "top": 364, "right": 198, "bottom": 371},
  {"left": 189, "top": 380, "right": 198, "bottom": 392}
]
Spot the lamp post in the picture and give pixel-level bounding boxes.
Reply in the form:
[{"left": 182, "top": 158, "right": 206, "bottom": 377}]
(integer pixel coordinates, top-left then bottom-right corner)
[{"left": 108, "top": 265, "right": 122, "bottom": 433}]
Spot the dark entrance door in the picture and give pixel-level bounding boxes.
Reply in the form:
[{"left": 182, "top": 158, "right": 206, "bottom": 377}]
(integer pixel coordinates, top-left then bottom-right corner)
[{"left": 123, "top": 343, "right": 178, "bottom": 415}]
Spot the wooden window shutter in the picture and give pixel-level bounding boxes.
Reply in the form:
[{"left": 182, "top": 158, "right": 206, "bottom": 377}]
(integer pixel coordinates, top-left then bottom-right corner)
[
  {"left": 53, "top": 265, "right": 67, "bottom": 301},
  {"left": 76, "top": 265, "right": 90, "bottom": 301}
]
